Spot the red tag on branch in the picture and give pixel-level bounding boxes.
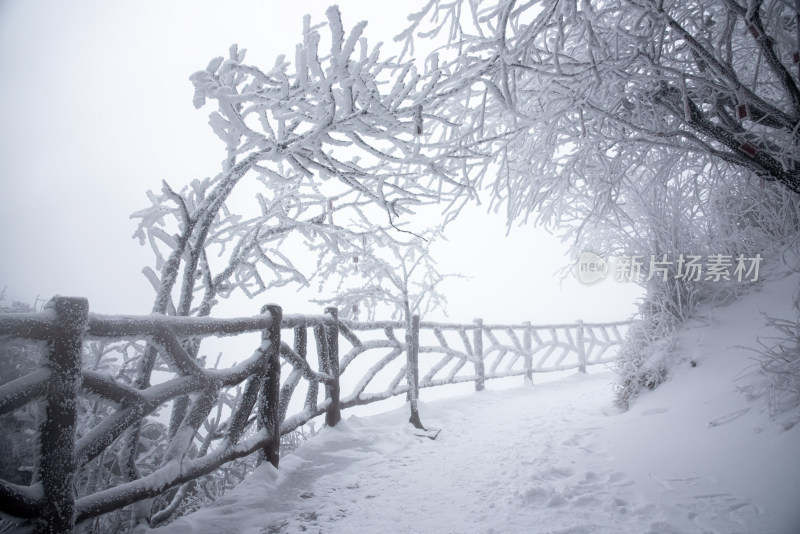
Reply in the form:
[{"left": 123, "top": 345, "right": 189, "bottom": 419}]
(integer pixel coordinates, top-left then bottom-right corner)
[
  {"left": 737, "top": 103, "right": 749, "bottom": 120},
  {"left": 740, "top": 141, "right": 758, "bottom": 156}
]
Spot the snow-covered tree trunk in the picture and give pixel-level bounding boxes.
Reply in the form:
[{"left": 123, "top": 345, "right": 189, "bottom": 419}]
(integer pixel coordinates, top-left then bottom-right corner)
[{"left": 405, "top": 314, "right": 424, "bottom": 429}]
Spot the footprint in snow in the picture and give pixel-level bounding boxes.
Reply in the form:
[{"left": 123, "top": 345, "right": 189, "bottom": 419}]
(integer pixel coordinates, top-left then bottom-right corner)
[
  {"left": 641, "top": 407, "right": 671, "bottom": 416},
  {"left": 535, "top": 465, "right": 575, "bottom": 481}
]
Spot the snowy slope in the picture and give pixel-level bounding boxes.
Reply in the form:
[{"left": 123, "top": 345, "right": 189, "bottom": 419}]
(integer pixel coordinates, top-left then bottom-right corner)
[{"left": 153, "top": 274, "right": 800, "bottom": 534}]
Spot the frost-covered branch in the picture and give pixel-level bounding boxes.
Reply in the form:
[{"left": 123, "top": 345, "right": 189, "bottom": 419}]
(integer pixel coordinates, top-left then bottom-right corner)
[
  {"left": 312, "top": 210, "right": 461, "bottom": 323},
  {"left": 122, "top": 6, "right": 479, "bottom": 524},
  {"left": 399, "top": 0, "right": 800, "bottom": 406},
  {"left": 401, "top": 0, "right": 800, "bottom": 225}
]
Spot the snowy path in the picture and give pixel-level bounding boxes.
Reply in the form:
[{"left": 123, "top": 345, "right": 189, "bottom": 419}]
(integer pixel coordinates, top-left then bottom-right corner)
[
  {"left": 155, "top": 274, "right": 800, "bottom": 534},
  {"left": 154, "top": 370, "right": 796, "bottom": 534}
]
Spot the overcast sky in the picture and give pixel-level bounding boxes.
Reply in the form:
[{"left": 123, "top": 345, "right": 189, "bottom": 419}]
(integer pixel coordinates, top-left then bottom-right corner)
[{"left": 0, "top": 0, "right": 641, "bottom": 323}]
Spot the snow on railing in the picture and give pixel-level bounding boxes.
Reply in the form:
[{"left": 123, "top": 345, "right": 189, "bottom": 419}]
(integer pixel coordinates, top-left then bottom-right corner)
[
  {"left": 337, "top": 317, "right": 630, "bottom": 402},
  {"left": 0, "top": 297, "right": 629, "bottom": 532}
]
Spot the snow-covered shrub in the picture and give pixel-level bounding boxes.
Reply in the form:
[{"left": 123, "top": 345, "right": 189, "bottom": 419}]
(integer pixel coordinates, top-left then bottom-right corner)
[
  {"left": 0, "top": 295, "right": 41, "bottom": 488},
  {"left": 613, "top": 296, "right": 675, "bottom": 410},
  {"left": 708, "top": 180, "right": 800, "bottom": 258},
  {"left": 280, "top": 421, "right": 318, "bottom": 456},
  {"left": 145, "top": 422, "right": 318, "bottom": 530},
  {"left": 741, "top": 276, "right": 800, "bottom": 429},
  {"left": 0, "top": 342, "right": 40, "bottom": 486},
  {"left": 747, "top": 314, "right": 800, "bottom": 429},
  {"left": 602, "top": 164, "right": 800, "bottom": 408},
  {"left": 148, "top": 455, "right": 260, "bottom": 529}
]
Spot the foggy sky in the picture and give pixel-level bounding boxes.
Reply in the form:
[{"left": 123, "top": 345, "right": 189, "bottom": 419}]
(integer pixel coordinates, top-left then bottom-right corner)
[{"left": 0, "top": 0, "right": 641, "bottom": 323}]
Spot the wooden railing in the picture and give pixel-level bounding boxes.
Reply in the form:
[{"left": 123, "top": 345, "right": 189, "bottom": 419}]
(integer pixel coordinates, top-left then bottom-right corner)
[{"left": 0, "top": 297, "right": 630, "bottom": 532}]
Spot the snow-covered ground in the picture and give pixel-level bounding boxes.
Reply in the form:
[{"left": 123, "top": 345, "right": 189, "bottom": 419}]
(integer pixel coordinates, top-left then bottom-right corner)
[{"left": 154, "top": 273, "right": 800, "bottom": 534}]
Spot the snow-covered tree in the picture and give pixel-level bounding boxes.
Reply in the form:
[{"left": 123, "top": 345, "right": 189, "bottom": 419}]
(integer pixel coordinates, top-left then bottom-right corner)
[
  {"left": 400, "top": 0, "right": 800, "bottom": 405},
  {"left": 310, "top": 209, "right": 460, "bottom": 433},
  {"left": 311, "top": 211, "right": 459, "bottom": 324},
  {"left": 402, "top": 0, "right": 800, "bottom": 207},
  {"left": 122, "top": 5, "right": 475, "bottom": 528},
  {"left": 397, "top": 0, "right": 800, "bottom": 266},
  {"left": 396, "top": 0, "right": 800, "bottom": 262},
  {"left": 132, "top": 3, "right": 476, "bottom": 326}
]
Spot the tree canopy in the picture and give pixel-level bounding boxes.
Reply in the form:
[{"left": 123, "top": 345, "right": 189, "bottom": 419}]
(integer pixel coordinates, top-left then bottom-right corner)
[{"left": 402, "top": 0, "right": 800, "bottom": 227}]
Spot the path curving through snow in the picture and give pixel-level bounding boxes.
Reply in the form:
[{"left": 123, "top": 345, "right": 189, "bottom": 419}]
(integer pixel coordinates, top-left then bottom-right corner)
[
  {"left": 152, "top": 370, "right": 797, "bottom": 534},
  {"left": 154, "top": 274, "right": 800, "bottom": 533}
]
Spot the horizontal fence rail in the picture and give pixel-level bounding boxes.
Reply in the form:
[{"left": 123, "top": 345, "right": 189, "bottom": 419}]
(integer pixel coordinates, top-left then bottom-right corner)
[{"left": 0, "top": 297, "right": 630, "bottom": 532}]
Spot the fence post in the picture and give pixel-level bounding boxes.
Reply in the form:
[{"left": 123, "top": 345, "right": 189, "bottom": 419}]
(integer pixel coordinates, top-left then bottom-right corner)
[
  {"left": 523, "top": 321, "right": 533, "bottom": 386},
  {"left": 576, "top": 320, "right": 587, "bottom": 373},
  {"left": 37, "top": 296, "right": 88, "bottom": 533},
  {"left": 406, "top": 314, "right": 424, "bottom": 429},
  {"left": 295, "top": 325, "right": 318, "bottom": 414},
  {"left": 473, "top": 318, "right": 485, "bottom": 391},
  {"left": 324, "top": 307, "right": 341, "bottom": 427},
  {"left": 259, "top": 304, "right": 282, "bottom": 468}
]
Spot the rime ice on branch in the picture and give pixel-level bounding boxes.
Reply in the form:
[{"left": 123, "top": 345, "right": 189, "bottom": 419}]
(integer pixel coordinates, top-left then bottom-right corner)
[{"left": 123, "top": 5, "right": 476, "bottom": 528}]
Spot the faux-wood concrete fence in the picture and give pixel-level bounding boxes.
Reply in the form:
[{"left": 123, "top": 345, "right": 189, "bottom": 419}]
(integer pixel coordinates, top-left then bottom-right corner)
[{"left": 0, "top": 297, "right": 629, "bottom": 532}]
